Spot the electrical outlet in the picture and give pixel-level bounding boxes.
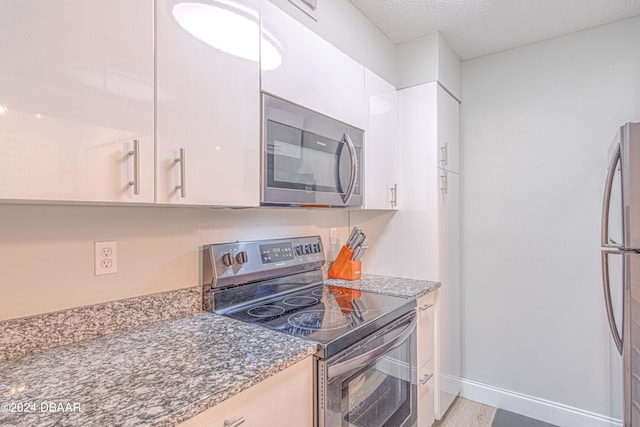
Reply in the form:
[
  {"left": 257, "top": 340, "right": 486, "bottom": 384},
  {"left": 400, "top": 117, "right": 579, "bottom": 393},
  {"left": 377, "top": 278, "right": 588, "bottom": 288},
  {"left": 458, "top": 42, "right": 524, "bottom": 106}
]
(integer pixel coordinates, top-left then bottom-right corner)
[
  {"left": 330, "top": 228, "right": 338, "bottom": 245},
  {"left": 95, "top": 241, "right": 117, "bottom": 275}
]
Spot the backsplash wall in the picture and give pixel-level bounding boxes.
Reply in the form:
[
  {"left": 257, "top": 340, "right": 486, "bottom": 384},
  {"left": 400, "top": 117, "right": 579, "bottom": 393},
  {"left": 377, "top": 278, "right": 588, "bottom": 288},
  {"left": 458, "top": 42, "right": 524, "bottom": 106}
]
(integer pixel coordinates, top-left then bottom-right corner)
[{"left": 0, "top": 204, "right": 349, "bottom": 321}]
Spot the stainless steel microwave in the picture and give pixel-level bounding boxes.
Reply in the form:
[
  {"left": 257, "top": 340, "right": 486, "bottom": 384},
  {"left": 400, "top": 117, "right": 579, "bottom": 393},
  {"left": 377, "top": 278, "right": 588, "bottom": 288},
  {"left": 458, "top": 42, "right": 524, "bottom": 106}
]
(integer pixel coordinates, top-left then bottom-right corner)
[{"left": 261, "top": 94, "right": 363, "bottom": 207}]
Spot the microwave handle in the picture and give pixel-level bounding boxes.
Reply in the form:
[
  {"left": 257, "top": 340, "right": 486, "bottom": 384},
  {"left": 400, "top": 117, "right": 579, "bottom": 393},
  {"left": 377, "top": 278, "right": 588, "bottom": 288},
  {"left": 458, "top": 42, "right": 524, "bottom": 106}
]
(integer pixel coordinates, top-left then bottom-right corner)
[{"left": 341, "top": 133, "right": 358, "bottom": 204}]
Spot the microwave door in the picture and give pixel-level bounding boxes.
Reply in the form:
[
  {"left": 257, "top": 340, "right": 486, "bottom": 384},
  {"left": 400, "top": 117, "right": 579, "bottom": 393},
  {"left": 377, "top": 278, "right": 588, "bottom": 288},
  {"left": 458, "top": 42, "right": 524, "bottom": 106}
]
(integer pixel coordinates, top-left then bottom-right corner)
[{"left": 300, "top": 131, "right": 353, "bottom": 206}]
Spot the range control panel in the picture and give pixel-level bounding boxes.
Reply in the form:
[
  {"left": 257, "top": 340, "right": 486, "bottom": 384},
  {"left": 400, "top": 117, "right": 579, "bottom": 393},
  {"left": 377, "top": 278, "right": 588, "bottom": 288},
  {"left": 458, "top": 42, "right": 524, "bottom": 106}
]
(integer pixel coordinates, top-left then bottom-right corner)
[{"left": 203, "top": 236, "right": 325, "bottom": 290}]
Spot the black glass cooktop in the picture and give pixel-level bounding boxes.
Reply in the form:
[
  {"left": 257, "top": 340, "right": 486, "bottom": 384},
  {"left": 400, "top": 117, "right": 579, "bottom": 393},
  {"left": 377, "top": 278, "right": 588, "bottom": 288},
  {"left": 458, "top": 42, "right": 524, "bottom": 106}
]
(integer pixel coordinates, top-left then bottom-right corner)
[{"left": 214, "top": 271, "right": 415, "bottom": 358}]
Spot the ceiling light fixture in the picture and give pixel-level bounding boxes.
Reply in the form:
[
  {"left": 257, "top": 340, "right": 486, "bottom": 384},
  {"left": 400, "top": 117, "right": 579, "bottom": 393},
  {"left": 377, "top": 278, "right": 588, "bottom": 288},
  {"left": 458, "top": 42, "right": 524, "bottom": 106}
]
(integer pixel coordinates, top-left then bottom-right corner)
[{"left": 173, "top": 1, "right": 282, "bottom": 70}]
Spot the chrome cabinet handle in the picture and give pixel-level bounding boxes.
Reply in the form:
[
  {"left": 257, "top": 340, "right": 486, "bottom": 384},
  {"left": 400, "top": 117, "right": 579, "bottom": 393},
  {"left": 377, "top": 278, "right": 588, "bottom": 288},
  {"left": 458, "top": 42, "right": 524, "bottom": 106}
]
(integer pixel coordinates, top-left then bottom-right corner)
[
  {"left": 341, "top": 133, "right": 358, "bottom": 204},
  {"left": 440, "top": 170, "right": 448, "bottom": 194},
  {"left": 223, "top": 418, "right": 245, "bottom": 427},
  {"left": 174, "top": 148, "right": 186, "bottom": 198},
  {"left": 440, "top": 142, "right": 448, "bottom": 167},
  {"left": 127, "top": 139, "right": 140, "bottom": 195},
  {"left": 390, "top": 183, "right": 398, "bottom": 208},
  {"left": 419, "top": 373, "right": 434, "bottom": 385},
  {"left": 601, "top": 144, "right": 621, "bottom": 248},
  {"left": 419, "top": 303, "right": 433, "bottom": 312}
]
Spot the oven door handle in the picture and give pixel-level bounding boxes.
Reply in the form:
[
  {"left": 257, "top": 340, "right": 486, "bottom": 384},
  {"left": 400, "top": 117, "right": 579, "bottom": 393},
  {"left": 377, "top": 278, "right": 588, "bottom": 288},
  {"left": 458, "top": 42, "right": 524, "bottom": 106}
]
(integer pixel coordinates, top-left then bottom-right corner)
[{"left": 327, "top": 315, "right": 416, "bottom": 379}]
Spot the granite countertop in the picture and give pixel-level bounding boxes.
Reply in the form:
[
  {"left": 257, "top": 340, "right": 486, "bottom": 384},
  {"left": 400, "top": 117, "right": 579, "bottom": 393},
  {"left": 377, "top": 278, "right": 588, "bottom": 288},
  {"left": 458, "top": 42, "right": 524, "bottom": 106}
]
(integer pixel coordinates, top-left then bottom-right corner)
[
  {"left": 325, "top": 273, "right": 440, "bottom": 299},
  {"left": 0, "top": 313, "right": 317, "bottom": 427},
  {"left": 0, "top": 274, "right": 436, "bottom": 426}
]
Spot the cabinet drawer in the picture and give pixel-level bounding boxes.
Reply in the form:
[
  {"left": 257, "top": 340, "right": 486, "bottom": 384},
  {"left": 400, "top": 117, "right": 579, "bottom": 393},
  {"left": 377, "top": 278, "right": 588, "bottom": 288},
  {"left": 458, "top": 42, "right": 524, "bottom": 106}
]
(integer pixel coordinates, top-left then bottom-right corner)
[
  {"left": 417, "top": 293, "right": 435, "bottom": 369},
  {"left": 178, "top": 358, "right": 312, "bottom": 427},
  {"left": 417, "top": 358, "right": 435, "bottom": 427}
]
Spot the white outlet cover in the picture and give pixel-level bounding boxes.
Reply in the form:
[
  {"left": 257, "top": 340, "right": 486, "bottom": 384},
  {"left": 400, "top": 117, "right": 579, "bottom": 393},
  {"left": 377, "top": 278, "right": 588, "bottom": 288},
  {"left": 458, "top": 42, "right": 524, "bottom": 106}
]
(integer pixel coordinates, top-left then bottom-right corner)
[
  {"left": 330, "top": 227, "right": 338, "bottom": 245},
  {"left": 95, "top": 241, "right": 117, "bottom": 276}
]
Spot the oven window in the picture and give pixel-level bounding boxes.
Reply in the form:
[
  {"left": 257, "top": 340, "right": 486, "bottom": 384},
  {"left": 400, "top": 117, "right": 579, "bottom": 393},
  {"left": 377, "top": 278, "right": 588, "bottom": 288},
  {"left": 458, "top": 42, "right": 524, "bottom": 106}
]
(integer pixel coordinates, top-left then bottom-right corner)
[{"left": 340, "top": 342, "right": 412, "bottom": 427}]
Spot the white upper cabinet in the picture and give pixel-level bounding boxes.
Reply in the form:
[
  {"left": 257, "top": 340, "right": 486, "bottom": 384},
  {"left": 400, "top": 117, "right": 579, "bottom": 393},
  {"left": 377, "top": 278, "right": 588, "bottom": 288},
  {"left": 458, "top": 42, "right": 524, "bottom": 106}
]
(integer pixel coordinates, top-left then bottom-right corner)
[
  {"left": 437, "top": 86, "right": 460, "bottom": 173},
  {"left": 0, "top": 0, "right": 154, "bottom": 203},
  {"left": 156, "top": 0, "right": 260, "bottom": 206},
  {"left": 260, "top": 0, "right": 366, "bottom": 130},
  {"left": 363, "top": 69, "right": 399, "bottom": 210}
]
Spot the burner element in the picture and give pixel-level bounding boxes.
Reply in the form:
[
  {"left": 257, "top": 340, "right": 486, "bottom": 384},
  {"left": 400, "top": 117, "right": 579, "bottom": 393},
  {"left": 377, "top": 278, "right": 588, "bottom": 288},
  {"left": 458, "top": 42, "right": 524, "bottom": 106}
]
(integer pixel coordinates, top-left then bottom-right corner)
[
  {"left": 247, "top": 305, "right": 285, "bottom": 318},
  {"left": 283, "top": 296, "right": 318, "bottom": 307},
  {"left": 288, "top": 310, "right": 348, "bottom": 331}
]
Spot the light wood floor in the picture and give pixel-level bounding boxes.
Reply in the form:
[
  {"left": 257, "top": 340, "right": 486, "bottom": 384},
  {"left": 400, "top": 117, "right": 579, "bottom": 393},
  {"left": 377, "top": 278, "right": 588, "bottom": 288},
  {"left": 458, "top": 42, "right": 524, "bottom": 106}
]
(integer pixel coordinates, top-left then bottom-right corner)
[{"left": 433, "top": 397, "right": 497, "bottom": 427}]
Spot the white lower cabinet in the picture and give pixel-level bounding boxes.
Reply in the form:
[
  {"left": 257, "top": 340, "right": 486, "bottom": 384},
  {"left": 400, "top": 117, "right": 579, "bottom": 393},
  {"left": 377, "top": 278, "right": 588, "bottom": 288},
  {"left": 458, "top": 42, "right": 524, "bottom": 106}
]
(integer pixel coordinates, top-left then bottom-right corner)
[
  {"left": 417, "top": 358, "right": 436, "bottom": 427},
  {"left": 416, "top": 293, "right": 436, "bottom": 427},
  {"left": 417, "top": 293, "right": 435, "bottom": 370},
  {"left": 178, "top": 358, "right": 313, "bottom": 427}
]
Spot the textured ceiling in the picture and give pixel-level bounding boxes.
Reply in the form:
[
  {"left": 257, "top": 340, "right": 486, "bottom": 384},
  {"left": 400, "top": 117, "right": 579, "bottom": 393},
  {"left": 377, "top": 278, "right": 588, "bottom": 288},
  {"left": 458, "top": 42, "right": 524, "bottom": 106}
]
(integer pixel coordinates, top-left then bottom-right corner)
[{"left": 347, "top": 0, "right": 640, "bottom": 60}]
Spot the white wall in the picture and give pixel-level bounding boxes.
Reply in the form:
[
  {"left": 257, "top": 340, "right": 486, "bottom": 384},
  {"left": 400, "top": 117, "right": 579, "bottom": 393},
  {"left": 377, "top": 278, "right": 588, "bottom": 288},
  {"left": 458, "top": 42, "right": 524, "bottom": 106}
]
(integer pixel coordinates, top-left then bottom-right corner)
[
  {"left": 461, "top": 16, "right": 640, "bottom": 419},
  {"left": 0, "top": 205, "right": 348, "bottom": 321},
  {"left": 266, "top": 0, "right": 396, "bottom": 85}
]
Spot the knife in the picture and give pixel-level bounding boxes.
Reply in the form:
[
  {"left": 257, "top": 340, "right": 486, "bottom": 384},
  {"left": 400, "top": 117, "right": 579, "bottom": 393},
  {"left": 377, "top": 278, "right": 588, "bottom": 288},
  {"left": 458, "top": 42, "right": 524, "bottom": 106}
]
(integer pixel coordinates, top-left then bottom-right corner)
[
  {"left": 353, "top": 245, "right": 367, "bottom": 260},
  {"left": 352, "top": 232, "right": 366, "bottom": 250},
  {"left": 346, "top": 227, "right": 359, "bottom": 248}
]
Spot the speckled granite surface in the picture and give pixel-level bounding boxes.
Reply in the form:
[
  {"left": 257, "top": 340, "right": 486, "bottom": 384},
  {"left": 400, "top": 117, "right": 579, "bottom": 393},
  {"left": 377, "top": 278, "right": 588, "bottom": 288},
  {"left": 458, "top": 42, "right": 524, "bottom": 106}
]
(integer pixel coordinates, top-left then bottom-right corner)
[
  {"left": 0, "top": 287, "right": 201, "bottom": 362},
  {"left": 0, "top": 313, "right": 317, "bottom": 427},
  {"left": 326, "top": 274, "right": 440, "bottom": 299}
]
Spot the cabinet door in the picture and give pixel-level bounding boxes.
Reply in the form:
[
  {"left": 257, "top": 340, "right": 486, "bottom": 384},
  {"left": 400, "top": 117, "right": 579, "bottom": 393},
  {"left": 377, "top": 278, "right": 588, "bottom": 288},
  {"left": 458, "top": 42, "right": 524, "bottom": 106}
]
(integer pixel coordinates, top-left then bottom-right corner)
[
  {"left": 177, "top": 358, "right": 312, "bottom": 427},
  {"left": 260, "top": 0, "right": 365, "bottom": 129},
  {"left": 436, "top": 168, "right": 461, "bottom": 418},
  {"left": 0, "top": 0, "right": 154, "bottom": 203},
  {"left": 436, "top": 86, "right": 459, "bottom": 173},
  {"left": 156, "top": 0, "right": 260, "bottom": 206},
  {"left": 416, "top": 293, "right": 435, "bottom": 370},
  {"left": 417, "top": 359, "right": 435, "bottom": 427},
  {"left": 363, "top": 69, "right": 399, "bottom": 210}
]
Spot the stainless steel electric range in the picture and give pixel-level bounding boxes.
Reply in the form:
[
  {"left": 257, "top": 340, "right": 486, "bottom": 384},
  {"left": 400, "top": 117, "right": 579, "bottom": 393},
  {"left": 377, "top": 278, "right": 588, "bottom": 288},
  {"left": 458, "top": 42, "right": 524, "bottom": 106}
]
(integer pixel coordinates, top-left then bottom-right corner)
[{"left": 203, "top": 236, "right": 418, "bottom": 427}]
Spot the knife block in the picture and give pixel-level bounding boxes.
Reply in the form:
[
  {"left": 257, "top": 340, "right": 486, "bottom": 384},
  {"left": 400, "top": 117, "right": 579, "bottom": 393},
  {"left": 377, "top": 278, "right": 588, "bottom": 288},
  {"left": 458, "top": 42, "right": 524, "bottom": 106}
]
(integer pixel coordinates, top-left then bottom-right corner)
[{"left": 328, "top": 245, "right": 362, "bottom": 280}]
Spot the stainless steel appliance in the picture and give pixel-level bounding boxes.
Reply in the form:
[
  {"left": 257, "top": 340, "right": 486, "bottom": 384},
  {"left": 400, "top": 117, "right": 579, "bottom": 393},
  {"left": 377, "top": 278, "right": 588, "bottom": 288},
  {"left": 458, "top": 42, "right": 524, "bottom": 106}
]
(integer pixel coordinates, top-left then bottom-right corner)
[
  {"left": 601, "top": 122, "right": 640, "bottom": 426},
  {"left": 203, "top": 236, "right": 417, "bottom": 427},
  {"left": 261, "top": 94, "right": 363, "bottom": 207}
]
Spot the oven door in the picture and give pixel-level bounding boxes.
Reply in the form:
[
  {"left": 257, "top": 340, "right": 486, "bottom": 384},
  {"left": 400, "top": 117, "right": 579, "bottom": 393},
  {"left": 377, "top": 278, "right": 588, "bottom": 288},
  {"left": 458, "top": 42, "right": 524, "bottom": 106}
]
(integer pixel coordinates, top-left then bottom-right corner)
[
  {"left": 262, "top": 94, "right": 363, "bottom": 207},
  {"left": 316, "top": 312, "right": 417, "bottom": 427}
]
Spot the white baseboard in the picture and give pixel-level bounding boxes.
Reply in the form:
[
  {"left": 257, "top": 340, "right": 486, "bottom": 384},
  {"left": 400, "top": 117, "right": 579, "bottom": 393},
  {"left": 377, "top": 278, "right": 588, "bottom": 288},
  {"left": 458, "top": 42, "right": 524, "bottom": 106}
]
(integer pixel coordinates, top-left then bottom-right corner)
[{"left": 460, "top": 378, "right": 622, "bottom": 427}]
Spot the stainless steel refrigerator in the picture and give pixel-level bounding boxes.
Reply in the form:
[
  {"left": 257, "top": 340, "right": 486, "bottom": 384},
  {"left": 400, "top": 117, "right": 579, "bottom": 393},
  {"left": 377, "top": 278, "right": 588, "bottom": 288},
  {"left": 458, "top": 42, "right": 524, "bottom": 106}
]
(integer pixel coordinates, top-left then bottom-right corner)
[{"left": 602, "top": 122, "right": 640, "bottom": 427}]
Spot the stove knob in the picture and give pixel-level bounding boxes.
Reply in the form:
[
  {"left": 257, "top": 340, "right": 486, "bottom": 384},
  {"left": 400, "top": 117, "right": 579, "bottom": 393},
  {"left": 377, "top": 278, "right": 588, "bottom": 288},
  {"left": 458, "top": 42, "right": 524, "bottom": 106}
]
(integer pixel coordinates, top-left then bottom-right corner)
[
  {"left": 304, "top": 244, "right": 311, "bottom": 254},
  {"left": 221, "top": 252, "right": 235, "bottom": 267},
  {"left": 235, "top": 251, "right": 248, "bottom": 264},
  {"left": 294, "top": 245, "right": 302, "bottom": 256},
  {"left": 313, "top": 243, "right": 320, "bottom": 253}
]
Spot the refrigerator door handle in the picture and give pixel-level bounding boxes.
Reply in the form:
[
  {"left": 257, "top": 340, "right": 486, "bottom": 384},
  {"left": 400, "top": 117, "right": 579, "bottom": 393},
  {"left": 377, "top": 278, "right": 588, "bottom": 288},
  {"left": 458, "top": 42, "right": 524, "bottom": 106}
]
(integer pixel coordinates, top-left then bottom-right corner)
[
  {"left": 602, "top": 144, "right": 623, "bottom": 249},
  {"left": 602, "top": 249, "right": 623, "bottom": 355}
]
